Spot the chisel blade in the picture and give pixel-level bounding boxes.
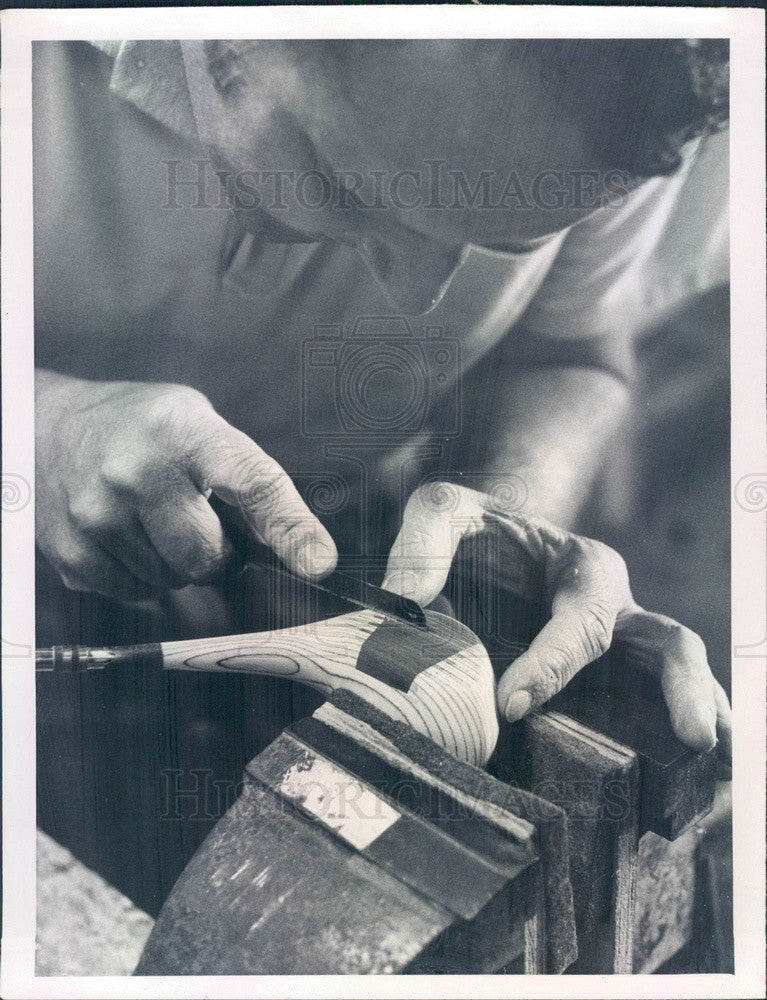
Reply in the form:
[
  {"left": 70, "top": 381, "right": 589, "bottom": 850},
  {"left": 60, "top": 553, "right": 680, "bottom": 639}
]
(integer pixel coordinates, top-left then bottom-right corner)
[{"left": 266, "top": 562, "right": 428, "bottom": 630}]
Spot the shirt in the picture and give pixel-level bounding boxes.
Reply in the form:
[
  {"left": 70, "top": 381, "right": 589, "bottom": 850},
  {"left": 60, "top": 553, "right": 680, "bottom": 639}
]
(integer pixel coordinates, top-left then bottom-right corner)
[{"left": 32, "top": 40, "right": 729, "bottom": 541}]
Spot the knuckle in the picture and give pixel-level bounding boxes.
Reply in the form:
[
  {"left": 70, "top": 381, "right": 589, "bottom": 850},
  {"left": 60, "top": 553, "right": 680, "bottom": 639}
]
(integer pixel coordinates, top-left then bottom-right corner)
[
  {"left": 67, "top": 492, "right": 111, "bottom": 533},
  {"left": 154, "top": 383, "right": 209, "bottom": 417},
  {"left": 570, "top": 535, "right": 628, "bottom": 578},
  {"left": 592, "top": 541, "right": 631, "bottom": 593},
  {"left": 58, "top": 545, "right": 125, "bottom": 597},
  {"left": 603, "top": 545, "right": 630, "bottom": 586},
  {"left": 182, "top": 537, "right": 229, "bottom": 583},
  {"left": 142, "top": 385, "right": 213, "bottom": 441},
  {"left": 656, "top": 617, "right": 705, "bottom": 662},
  {"left": 100, "top": 454, "right": 148, "bottom": 493},
  {"left": 166, "top": 383, "right": 209, "bottom": 406},
  {"left": 547, "top": 533, "right": 580, "bottom": 574},
  {"left": 674, "top": 624, "right": 707, "bottom": 662}
]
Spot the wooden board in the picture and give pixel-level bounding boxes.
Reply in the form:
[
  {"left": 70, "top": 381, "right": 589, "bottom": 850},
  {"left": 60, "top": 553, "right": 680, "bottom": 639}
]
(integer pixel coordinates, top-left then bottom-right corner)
[{"left": 492, "top": 710, "right": 639, "bottom": 973}]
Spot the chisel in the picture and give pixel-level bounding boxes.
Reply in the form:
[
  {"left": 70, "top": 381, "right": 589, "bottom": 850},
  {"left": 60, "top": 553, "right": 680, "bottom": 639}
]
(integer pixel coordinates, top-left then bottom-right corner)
[{"left": 36, "top": 563, "right": 499, "bottom": 767}]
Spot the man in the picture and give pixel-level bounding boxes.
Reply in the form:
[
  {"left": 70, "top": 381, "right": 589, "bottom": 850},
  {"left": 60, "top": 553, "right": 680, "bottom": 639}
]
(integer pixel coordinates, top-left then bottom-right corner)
[{"left": 34, "top": 38, "right": 731, "bottom": 764}]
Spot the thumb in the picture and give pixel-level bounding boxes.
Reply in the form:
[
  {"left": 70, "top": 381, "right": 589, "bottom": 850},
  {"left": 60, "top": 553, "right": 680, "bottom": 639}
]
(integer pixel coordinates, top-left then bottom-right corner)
[
  {"left": 189, "top": 414, "right": 337, "bottom": 579},
  {"left": 382, "top": 483, "right": 482, "bottom": 605}
]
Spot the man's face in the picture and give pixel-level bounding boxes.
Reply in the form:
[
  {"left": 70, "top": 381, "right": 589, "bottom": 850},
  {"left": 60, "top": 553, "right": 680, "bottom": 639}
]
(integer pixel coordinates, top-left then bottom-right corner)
[{"left": 198, "top": 40, "right": 621, "bottom": 312}]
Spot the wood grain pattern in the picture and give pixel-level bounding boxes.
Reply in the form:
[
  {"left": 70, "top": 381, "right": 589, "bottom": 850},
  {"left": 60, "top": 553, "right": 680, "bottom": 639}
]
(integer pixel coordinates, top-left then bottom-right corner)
[
  {"left": 38, "top": 607, "right": 499, "bottom": 766},
  {"left": 158, "top": 609, "right": 498, "bottom": 767}
]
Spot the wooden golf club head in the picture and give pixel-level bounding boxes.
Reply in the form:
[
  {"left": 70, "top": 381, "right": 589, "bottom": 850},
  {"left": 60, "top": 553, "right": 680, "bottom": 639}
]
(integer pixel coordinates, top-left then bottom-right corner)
[{"left": 157, "top": 608, "right": 499, "bottom": 767}]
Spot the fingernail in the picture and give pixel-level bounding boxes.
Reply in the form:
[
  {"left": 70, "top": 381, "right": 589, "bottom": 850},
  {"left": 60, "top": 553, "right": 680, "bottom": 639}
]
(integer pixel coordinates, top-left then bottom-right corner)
[
  {"left": 504, "top": 689, "right": 532, "bottom": 723},
  {"left": 700, "top": 714, "right": 717, "bottom": 749},
  {"left": 681, "top": 716, "right": 717, "bottom": 752},
  {"left": 382, "top": 571, "right": 418, "bottom": 596},
  {"left": 297, "top": 540, "right": 336, "bottom": 578}
]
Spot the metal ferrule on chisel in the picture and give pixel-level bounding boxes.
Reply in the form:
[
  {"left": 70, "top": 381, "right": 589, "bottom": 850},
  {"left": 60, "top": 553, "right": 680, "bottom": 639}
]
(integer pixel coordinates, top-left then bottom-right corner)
[{"left": 36, "top": 644, "right": 158, "bottom": 673}]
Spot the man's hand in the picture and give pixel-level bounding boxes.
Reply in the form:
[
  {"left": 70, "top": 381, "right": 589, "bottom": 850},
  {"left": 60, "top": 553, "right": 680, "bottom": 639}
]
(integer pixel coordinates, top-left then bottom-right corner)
[
  {"left": 35, "top": 370, "right": 337, "bottom": 601},
  {"left": 383, "top": 483, "right": 731, "bottom": 762}
]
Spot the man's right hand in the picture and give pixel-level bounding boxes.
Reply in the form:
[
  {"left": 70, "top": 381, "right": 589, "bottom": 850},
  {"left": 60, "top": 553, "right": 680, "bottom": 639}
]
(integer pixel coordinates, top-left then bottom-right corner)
[{"left": 35, "top": 370, "right": 337, "bottom": 601}]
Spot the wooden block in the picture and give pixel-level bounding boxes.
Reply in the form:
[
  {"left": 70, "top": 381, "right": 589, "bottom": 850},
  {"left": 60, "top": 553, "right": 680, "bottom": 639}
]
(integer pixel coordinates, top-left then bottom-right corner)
[
  {"left": 633, "top": 826, "right": 699, "bottom": 973},
  {"left": 250, "top": 731, "right": 520, "bottom": 923},
  {"left": 136, "top": 770, "right": 451, "bottom": 974},
  {"left": 633, "top": 781, "right": 733, "bottom": 974},
  {"left": 469, "top": 577, "right": 720, "bottom": 974},
  {"left": 492, "top": 710, "right": 639, "bottom": 974},
  {"left": 550, "top": 645, "right": 718, "bottom": 839},
  {"left": 691, "top": 793, "right": 734, "bottom": 973}
]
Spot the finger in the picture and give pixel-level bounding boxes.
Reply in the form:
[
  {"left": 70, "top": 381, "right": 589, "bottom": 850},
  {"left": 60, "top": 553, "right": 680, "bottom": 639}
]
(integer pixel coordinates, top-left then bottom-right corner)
[
  {"left": 189, "top": 417, "right": 337, "bottom": 579},
  {"left": 613, "top": 610, "right": 718, "bottom": 752},
  {"left": 713, "top": 678, "right": 732, "bottom": 767},
  {"left": 140, "top": 479, "right": 234, "bottom": 585},
  {"left": 497, "top": 546, "right": 620, "bottom": 720},
  {"left": 382, "top": 483, "right": 484, "bottom": 606},
  {"left": 425, "top": 593, "right": 456, "bottom": 617},
  {"left": 67, "top": 490, "right": 182, "bottom": 589},
  {"left": 57, "top": 533, "right": 163, "bottom": 603},
  {"left": 98, "top": 515, "right": 185, "bottom": 589}
]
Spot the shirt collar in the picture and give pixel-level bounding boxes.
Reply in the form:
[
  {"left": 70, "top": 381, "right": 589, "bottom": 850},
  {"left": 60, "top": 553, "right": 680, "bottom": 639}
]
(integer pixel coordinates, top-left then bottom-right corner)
[{"left": 90, "top": 40, "right": 199, "bottom": 144}]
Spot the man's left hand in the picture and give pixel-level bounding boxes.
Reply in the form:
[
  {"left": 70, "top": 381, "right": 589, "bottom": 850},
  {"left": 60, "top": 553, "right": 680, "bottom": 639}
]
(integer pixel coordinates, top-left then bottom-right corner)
[{"left": 383, "top": 483, "right": 731, "bottom": 763}]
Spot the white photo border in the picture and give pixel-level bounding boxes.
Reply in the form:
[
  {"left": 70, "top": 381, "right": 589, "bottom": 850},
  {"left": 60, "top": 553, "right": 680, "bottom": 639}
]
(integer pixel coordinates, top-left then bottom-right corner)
[{"left": 2, "top": 6, "right": 765, "bottom": 998}]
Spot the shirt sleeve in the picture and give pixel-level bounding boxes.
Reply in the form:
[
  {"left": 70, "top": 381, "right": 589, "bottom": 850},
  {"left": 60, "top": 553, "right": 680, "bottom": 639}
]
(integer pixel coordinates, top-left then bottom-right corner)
[{"left": 519, "top": 131, "right": 729, "bottom": 343}]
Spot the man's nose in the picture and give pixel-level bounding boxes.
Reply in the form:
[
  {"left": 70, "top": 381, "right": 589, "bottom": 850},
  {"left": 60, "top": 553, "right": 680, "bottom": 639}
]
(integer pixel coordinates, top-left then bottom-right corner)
[{"left": 353, "top": 224, "right": 469, "bottom": 315}]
